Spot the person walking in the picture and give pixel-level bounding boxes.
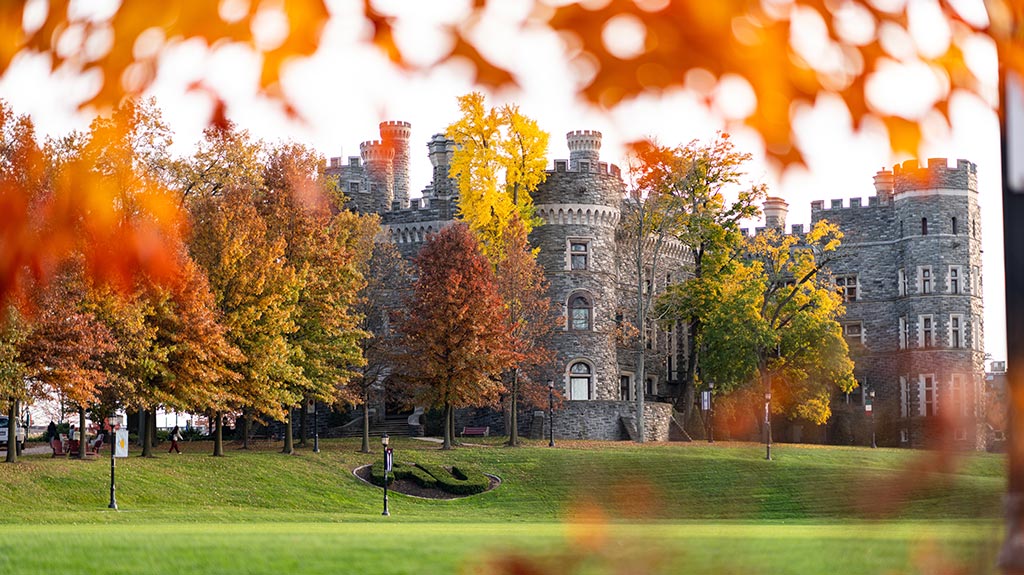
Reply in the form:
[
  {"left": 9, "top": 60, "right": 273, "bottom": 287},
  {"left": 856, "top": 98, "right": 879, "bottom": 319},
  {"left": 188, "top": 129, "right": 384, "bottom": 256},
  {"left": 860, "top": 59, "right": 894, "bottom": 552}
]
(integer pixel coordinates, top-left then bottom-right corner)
[
  {"left": 168, "top": 425, "right": 183, "bottom": 454},
  {"left": 45, "top": 421, "right": 58, "bottom": 443}
]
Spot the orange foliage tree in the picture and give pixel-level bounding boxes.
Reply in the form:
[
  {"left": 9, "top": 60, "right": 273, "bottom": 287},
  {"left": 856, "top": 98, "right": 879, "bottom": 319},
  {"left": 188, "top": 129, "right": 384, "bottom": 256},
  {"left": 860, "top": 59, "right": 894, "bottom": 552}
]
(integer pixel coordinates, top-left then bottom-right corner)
[{"left": 397, "top": 223, "right": 515, "bottom": 450}]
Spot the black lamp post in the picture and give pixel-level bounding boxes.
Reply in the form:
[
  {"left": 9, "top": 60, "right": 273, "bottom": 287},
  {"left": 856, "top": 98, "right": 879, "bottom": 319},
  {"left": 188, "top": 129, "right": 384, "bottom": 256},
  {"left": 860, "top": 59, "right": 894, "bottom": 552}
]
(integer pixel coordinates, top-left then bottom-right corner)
[
  {"left": 867, "top": 390, "right": 877, "bottom": 449},
  {"left": 312, "top": 400, "right": 320, "bottom": 454},
  {"left": 108, "top": 419, "right": 117, "bottom": 510},
  {"left": 381, "top": 433, "right": 390, "bottom": 517},
  {"left": 765, "top": 391, "right": 772, "bottom": 461},
  {"left": 548, "top": 381, "right": 555, "bottom": 447}
]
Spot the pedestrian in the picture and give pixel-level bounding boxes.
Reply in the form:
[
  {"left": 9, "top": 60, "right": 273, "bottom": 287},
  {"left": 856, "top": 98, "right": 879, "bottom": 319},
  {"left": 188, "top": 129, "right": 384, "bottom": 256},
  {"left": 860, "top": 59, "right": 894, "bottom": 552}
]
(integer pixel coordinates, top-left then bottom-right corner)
[
  {"left": 46, "top": 421, "right": 58, "bottom": 443},
  {"left": 168, "top": 425, "right": 182, "bottom": 454},
  {"left": 69, "top": 424, "right": 76, "bottom": 441}
]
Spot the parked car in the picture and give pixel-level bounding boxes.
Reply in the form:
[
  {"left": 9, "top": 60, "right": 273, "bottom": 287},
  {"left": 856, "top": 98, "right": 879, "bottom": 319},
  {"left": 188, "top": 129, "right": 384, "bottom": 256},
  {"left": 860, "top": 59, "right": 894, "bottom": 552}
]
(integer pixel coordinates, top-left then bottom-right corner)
[{"left": 0, "top": 416, "right": 25, "bottom": 452}]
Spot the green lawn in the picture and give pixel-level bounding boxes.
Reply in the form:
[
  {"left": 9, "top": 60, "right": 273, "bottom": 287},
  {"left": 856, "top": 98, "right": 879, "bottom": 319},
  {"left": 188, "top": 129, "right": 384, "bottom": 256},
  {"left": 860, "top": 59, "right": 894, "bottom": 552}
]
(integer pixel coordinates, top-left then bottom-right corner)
[{"left": 0, "top": 438, "right": 1006, "bottom": 574}]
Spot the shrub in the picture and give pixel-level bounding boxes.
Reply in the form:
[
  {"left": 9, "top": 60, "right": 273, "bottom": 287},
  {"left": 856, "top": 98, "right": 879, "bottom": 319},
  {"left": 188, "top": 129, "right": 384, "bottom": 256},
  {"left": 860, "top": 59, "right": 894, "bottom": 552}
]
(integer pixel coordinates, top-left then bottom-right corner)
[
  {"left": 369, "top": 462, "right": 438, "bottom": 489},
  {"left": 417, "top": 463, "right": 489, "bottom": 495}
]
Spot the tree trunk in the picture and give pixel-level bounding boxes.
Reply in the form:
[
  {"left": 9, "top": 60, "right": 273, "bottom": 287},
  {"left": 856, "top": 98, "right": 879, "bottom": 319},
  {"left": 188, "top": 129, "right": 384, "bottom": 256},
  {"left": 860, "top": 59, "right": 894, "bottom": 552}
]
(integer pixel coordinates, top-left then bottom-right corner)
[
  {"left": 241, "top": 410, "right": 251, "bottom": 450},
  {"left": 299, "top": 401, "right": 307, "bottom": 447},
  {"left": 5, "top": 399, "right": 17, "bottom": 463},
  {"left": 141, "top": 407, "right": 153, "bottom": 457},
  {"left": 360, "top": 401, "right": 370, "bottom": 453},
  {"left": 213, "top": 410, "right": 224, "bottom": 457},
  {"left": 282, "top": 407, "right": 294, "bottom": 454},
  {"left": 137, "top": 408, "right": 145, "bottom": 446},
  {"left": 442, "top": 403, "right": 452, "bottom": 450},
  {"left": 149, "top": 406, "right": 157, "bottom": 449},
  {"left": 78, "top": 406, "right": 87, "bottom": 460},
  {"left": 507, "top": 370, "right": 519, "bottom": 447}
]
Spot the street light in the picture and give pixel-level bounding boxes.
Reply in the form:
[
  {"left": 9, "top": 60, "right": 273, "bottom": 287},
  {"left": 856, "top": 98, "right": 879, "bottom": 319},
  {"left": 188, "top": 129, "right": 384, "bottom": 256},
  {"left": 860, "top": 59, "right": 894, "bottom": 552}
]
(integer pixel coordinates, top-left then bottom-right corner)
[
  {"left": 108, "top": 418, "right": 117, "bottom": 510},
  {"left": 381, "top": 433, "right": 391, "bottom": 517},
  {"left": 548, "top": 381, "right": 555, "bottom": 448},
  {"left": 764, "top": 391, "right": 772, "bottom": 461},
  {"left": 867, "top": 390, "right": 877, "bottom": 449}
]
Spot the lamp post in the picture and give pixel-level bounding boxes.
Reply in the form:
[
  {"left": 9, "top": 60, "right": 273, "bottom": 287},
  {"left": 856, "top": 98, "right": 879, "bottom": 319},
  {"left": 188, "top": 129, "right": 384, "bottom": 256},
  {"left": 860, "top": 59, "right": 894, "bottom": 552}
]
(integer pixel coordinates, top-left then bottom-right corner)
[
  {"left": 312, "top": 400, "right": 320, "bottom": 454},
  {"left": 764, "top": 391, "right": 772, "bottom": 461},
  {"left": 381, "top": 433, "right": 391, "bottom": 517},
  {"left": 108, "top": 419, "right": 117, "bottom": 510},
  {"left": 548, "top": 381, "right": 555, "bottom": 448},
  {"left": 707, "top": 382, "right": 715, "bottom": 444},
  {"left": 867, "top": 390, "right": 877, "bottom": 449}
]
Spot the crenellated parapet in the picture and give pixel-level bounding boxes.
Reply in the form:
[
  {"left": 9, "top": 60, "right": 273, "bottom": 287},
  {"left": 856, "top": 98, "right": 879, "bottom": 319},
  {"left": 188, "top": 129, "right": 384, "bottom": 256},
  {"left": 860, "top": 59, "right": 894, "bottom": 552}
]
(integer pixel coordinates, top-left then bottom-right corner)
[
  {"left": 535, "top": 204, "right": 620, "bottom": 228},
  {"left": 566, "top": 129, "right": 602, "bottom": 170},
  {"left": 892, "top": 158, "right": 977, "bottom": 195}
]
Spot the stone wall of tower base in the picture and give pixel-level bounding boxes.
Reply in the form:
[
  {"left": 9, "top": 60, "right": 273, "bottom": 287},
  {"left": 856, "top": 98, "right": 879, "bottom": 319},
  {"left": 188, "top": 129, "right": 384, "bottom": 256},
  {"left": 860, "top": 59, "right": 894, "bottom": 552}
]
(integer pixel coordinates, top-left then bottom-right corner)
[{"left": 541, "top": 400, "right": 673, "bottom": 441}]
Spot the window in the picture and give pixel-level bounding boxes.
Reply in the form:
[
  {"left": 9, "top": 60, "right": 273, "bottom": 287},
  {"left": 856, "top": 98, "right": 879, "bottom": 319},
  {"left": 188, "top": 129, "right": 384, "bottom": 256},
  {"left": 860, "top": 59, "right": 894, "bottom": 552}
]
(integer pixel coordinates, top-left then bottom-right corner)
[
  {"left": 646, "top": 377, "right": 655, "bottom": 396},
  {"left": 950, "top": 374, "right": 967, "bottom": 417},
  {"left": 920, "top": 375, "right": 936, "bottom": 416},
  {"left": 919, "top": 315, "right": 934, "bottom": 348},
  {"left": 899, "top": 316, "right": 908, "bottom": 349},
  {"left": 922, "top": 217, "right": 928, "bottom": 235},
  {"left": 918, "top": 266, "right": 932, "bottom": 294},
  {"left": 952, "top": 217, "right": 958, "bottom": 234},
  {"left": 843, "top": 322, "right": 863, "bottom": 344},
  {"left": 349, "top": 181, "right": 360, "bottom": 193},
  {"left": 898, "top": 269, "right": 907, "bottom": 296},
  {"left": 579, "top": 161, "right": 590, "bottom": 172},
  {"left": 835, "top": 275, "right": 858, "bottom": 302},
  {"left": 899, "top": 376, "right": 909, "bottom": 418},
  {"left": 569, "top": 241, "right": 589, "bottom": 270},
  {"left": 950, "top": 314, "right": 964, "bottom": 348},
  {"left": 568, "top": 294, "right": 592, "bottom": 331},
  {"left": 569, "top": 362, "right": 592, "bottom": 400},
  {"left": 619, "top": 374, "right": 632, "bottom": 401},
  {"left": 900, "top": 429, "right": 909, "bottom": 443},
  {"left": 948, "top": 266, "right": 961, "bottom": 294},
  {"left": 370, "top": 183, "right": 377, "bottom": 193}
]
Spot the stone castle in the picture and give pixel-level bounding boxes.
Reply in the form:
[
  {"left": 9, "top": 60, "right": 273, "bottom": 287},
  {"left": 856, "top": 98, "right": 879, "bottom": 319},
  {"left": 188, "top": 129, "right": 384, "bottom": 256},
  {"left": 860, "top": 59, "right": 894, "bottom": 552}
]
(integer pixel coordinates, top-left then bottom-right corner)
[{"left": 328, "top": 122, "right": 986, "bottom": 448}]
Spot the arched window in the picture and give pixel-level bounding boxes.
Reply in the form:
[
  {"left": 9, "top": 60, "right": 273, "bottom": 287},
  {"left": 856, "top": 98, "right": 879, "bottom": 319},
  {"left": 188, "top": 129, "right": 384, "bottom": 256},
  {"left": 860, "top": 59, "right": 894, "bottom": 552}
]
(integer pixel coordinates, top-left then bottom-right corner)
[
  {"left": 569, "top": 294, "right": 593, "bottom": 331},
  {"left": 569, "top": 362, "right": 592, "bottom": 400}
]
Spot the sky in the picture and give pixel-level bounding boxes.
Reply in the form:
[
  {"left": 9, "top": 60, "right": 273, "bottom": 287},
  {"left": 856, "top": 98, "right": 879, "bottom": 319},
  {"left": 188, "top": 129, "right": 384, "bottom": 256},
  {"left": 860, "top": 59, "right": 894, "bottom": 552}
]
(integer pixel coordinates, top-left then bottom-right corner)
[{"left": 0, "top": 0, "right": 1007, "bottom": 362}]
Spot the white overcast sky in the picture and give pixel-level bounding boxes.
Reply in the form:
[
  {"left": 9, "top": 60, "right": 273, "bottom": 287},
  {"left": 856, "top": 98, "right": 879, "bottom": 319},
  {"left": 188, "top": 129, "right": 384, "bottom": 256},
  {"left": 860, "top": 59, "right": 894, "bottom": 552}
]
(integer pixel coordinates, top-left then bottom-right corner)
[{"left": 0, "top": 0, "right": 1007, "bottom": 362}]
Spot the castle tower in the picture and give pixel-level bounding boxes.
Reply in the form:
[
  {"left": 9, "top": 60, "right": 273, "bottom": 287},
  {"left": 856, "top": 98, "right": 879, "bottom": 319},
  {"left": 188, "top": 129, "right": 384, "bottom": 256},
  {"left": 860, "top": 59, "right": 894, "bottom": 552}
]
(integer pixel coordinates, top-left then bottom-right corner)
[
  {"left": 873, "top": 167, "right": 894, "bottom": 203},
  {"left": 763, "top": 197, "right": 789, "bottom": 230},
  {"left": 380, "top": 121, "right": 412, "bottom": 209},
  {"left": 359, "top": 140, "right": 395, "bottom": 213},
  {"left": 428, "top": 133, "right": 457, "bottom": 199},
  {"left": 567, "top": 130, "right": 602, "bottom": 171},
  {"left": 531, "top": 134, "right": 621, "bottom": 401}
]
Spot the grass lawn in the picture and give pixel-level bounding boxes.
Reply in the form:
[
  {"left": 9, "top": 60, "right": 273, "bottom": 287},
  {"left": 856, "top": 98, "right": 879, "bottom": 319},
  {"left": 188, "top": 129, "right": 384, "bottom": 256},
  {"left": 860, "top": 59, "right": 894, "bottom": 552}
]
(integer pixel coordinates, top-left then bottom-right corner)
[{"left": 0, "top": 438, "right": 1006, "bottom": 574}]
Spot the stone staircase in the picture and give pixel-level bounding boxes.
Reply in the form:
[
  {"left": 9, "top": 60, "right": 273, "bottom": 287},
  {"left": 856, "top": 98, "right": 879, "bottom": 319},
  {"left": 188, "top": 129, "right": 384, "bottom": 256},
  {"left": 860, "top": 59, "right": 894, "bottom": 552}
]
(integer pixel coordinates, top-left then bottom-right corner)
[{"left": 337, "top": 415, "right": 412, "bottom": 438}]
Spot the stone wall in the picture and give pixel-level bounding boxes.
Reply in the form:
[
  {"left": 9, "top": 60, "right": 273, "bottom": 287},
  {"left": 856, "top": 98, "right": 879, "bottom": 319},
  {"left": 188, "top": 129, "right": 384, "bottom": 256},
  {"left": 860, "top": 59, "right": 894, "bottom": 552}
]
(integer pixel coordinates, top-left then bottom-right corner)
[{"left": 535, "top": 400, "right": 673, "bottom": 441}]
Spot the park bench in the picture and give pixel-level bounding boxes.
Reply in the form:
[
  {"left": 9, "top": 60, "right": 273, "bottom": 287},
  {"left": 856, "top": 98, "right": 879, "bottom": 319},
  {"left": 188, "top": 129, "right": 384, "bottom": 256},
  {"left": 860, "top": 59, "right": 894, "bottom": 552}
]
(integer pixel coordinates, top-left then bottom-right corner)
[
  {"left": 50, "top": 438, "right": 65, "bottom": 457},
  {"left": 460, "top": 426, "right": 489, "bottom": 438},
  {"left": 68, "top": 438, "right": 103, "bottom": 458}
]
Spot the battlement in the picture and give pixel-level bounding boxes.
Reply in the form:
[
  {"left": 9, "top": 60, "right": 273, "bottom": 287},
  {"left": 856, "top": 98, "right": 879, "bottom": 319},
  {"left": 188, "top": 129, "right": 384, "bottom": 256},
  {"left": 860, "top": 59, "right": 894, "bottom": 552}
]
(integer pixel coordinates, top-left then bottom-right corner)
[
  {"left": 379, "top": 121, "right": 412, "bottom": 141},
  {"left": 567, "top": 130, "right": 602, "bottom": 153},
  {"left": 550, "top": 159, "right": 621, "bottom": 177},
  {"left": 360, "top": 140, "right": 395, "bottom": 162},
  {"left": 810, "top": 196, "right": 882, "bottom": 212},
  {"left": 892, "top": 157, "right": 977, "bottom": 193}
]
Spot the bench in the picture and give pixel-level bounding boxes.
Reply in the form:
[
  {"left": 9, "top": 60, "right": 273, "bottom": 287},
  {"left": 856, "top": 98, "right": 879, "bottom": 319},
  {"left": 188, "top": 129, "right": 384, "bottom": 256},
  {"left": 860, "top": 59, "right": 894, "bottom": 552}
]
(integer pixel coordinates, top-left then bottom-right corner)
[
  {"left": 460, "top": 426, "right": 489, "bottom": 437},
  {"left": 68, "top": 439, "right": 103, "bottom": 458},
  {"left": 50, "top": 438, "right": 65, "bottom": 457}
]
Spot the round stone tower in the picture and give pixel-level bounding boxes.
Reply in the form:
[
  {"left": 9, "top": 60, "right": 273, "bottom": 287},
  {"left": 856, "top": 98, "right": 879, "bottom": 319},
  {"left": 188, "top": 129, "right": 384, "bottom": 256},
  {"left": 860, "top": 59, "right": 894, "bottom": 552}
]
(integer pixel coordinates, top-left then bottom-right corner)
[
  {"left": 567, "top": 130, "right": 602, "bottom": 171},
  {"left": 428, "top": 133, "right": 456, "bottom": 198},
  {"left": 359, "top": 140, "right": 395, "bottom": 213},
  {"left": 891, "top": 157, "right": 984, "bottom": 448},
  {"left": 530, "top": 130, "right": 622, "bottom": 400},
  {"left": 763, "top": 197, "right": 789, "bottom": 230},
  {"left": 380, "top": 121, "right": 411, "bottom": 209}
]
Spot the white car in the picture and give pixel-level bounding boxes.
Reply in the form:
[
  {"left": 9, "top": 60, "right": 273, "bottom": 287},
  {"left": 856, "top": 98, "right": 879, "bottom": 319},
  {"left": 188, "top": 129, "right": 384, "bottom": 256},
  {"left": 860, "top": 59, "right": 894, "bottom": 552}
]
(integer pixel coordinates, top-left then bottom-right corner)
[{"left": 0, "top": 416, "right": 26, "bottom": 452}]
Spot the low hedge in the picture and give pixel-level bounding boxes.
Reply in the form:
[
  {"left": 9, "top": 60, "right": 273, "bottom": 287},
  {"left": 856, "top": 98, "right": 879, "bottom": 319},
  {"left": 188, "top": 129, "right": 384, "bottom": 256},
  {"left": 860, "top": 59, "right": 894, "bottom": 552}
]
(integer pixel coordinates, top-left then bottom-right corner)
[
  {"left": 369, "top": 462, "right": 438, "bottom": 489},
  {"left": 416, "top": 463, "right": 490, "bottom": 495}
]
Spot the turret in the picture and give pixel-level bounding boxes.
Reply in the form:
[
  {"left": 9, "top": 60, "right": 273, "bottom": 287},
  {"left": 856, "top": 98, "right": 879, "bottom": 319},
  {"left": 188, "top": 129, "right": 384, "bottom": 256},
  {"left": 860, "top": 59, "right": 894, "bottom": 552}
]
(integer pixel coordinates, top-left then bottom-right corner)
[
  {"left": 763, "top": 197, "right": 789, "bottom": 230},
  {"left": 360, "top": 140, "right": 394, "bottom": 213},
  {"left": 873, "top": 167, "right": 894, "bottom": 203},
  {"left": 380, "top": 121, "right": 411, "bottom": 209},
  {"left": 428, "top": 133, "right": 457, "bottom": 198},
  {"left": 567, "top": 130, "right": 602, "bottom": 171}
]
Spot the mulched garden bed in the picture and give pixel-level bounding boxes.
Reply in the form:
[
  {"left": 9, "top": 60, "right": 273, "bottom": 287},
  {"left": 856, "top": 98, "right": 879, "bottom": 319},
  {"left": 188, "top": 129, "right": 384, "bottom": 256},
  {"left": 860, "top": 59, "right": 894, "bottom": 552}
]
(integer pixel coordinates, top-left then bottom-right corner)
[{"left": 352, "top": 464, "right": 500, "bottom": 500}]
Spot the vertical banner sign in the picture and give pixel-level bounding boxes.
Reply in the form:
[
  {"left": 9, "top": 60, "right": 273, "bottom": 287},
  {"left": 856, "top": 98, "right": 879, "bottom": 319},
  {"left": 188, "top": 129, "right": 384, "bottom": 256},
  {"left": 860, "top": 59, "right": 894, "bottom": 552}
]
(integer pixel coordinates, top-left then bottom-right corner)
[
  {"left": 701, "top": 391, "right": 710, "bottom": 411},
  {"left": 385, "top": 447, "right": 393, "bottom": 472},
  {"left": 1008, "top": 71, "right": 1024, "bottom": 193},
  {"left": 306, "top": 398, "right": 316, "bottom": 414},
  {"left": 114, "top": 429, "right": 129, "bottom": 458}
]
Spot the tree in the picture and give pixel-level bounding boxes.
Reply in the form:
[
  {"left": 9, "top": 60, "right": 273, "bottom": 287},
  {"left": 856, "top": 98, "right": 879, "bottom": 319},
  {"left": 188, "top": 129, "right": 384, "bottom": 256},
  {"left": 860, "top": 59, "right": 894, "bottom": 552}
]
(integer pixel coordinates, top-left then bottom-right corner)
[
  {"left": 397, "top": 223, "right": 514, "bottom": 450},
  {"left": 446, "top": 92, "right": 549, "bottom": 262},
  {"left": 684, "top": 221, "right": 856, "bottom": 457},
  {"left": 348, "top": 240, "right": 412, "bottom": 454},
  {"left": 0, "top": 305, "right": 27, "bottom": 463},
  {"left": 638, "top": 136, "right": 765, "bottom": 431},
  {"left": 494, "top": 216, "right": 559, "bottom": 447}
]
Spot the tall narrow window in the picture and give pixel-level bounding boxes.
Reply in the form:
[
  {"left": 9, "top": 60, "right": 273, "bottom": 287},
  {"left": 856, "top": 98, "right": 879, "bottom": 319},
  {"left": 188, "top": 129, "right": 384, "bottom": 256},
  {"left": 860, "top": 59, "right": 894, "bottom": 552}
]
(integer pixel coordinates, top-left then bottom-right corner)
[
  {"left": 570, "top": 241, "right": 589, "bottom": 270},
  {"left": 899, "top": 316, "right": 908, "bottom": 350},
  {"left": 898, "top": 269, "right": 907, "bottom": 296},
  {"left": 569, "top": 294, "right": 592, "bottom": 331},
  {"left": 950, "top": 375, "right": 967, "bottom": 416},
  {"left": 922, "top": 217, "right": 928, "bottom": 235},
  {"left": 569, "top": 362, "right": 592, "bottom": 400},
  {"left": 899, "top": 376, "right": 909, "bottom": 418},
  {"left": 920, "top": 375, "right": 936, "bottom": 416},
  {"left": 919, "top": 315, "right": 933, "bottom": 348},
  {"left": 619, "top": 375, "right": 632, "bottom": 401},
  {"left": 948, "top": 266, "right": 961, "bottom": 294},
  {"left": 952, "top": 217, "right": 958, "bottom": 234},
  {"left": 950, "top": 315, "right": 964, "bottom": 348},
  {"left": 835, "top": 275, "right": 858, "bottom": 301},
  {"left": 919, "top": 266, "right": 932, "bottom": 294}
]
